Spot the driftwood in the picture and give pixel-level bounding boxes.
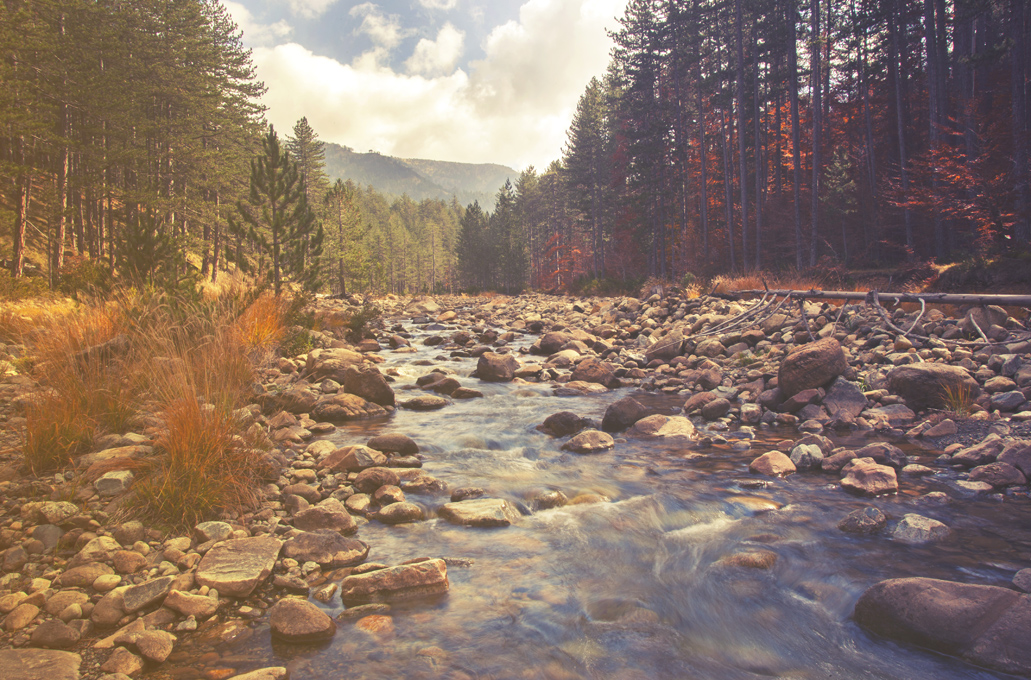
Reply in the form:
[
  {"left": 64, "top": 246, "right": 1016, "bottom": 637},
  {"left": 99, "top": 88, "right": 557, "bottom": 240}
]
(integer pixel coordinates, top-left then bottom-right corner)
[
  {"left": 691, "top": 288, "right": 1031, "bottom": 349},
  {"left": 714, "top": 289, "right": 1031, "bottom": 307}
]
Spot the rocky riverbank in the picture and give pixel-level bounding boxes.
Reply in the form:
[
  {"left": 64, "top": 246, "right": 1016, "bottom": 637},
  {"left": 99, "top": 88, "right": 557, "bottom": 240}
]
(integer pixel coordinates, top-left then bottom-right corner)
[{"left": 1, "top": 288, "right": 1030, "bottom": 679}]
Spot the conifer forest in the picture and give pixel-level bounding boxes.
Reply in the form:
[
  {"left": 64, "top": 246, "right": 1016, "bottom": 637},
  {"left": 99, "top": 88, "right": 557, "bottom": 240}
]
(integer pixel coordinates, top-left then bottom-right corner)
[{"left": 1, "top": 0, "right": 1029, "bottom": 295}]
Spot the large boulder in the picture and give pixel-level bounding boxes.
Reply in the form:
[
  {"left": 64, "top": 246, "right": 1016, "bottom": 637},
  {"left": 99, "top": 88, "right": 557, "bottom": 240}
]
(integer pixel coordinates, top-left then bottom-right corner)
[
  {"left": 475, "top": 352, "right": 519, "bottom": 382},
  {"left": 304, "top": 348, "right": 365, "bottom": 383},
  {"left": 886, "top": 363, "right": 981, "bottom": 412},
  {"left": 339, "top": 559, "right": 449, "bottom": 603},
  {"left": 343, "top": 365, "right": 395, "bottom": 406},
  {"left": 437, "top": 498, "right": 520, "bottom": 527},
  {"left": 195, "top": 537, "right": 282, "bottom": 597},
  {"left": 840, "top": 458, "right": 898, "bottom": 496},
  {"left": 854, "top": 577, "right": 1031, "bottom": 676},
  {"left": 777, "top": 338, "right": 848, "bottom": 398},
  {"left": 601, "top": 397, "right": 648, "bottom": 432},
  {"left": 645, "top": 328, "right": 684, "bottom": 363},
  {"left": 570, "top": 358, "right": 619, "bottom": 388}
]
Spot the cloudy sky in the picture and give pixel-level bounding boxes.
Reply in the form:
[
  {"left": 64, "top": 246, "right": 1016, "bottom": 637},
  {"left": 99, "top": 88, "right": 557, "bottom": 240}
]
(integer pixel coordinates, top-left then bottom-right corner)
[{"left": 220, "top": 0, "right": 628, "bottom": 171}]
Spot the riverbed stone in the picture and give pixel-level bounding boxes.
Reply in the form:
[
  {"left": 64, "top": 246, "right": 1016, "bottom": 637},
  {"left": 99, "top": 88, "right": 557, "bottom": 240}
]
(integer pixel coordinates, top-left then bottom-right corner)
[
  {"left": 854, "top": 577, "right": 1031, "bottom": 676},
  {"left": 344, "top": 365, "right": 395, "bottom": 406},
  {"left": 319, "top": 445, "right": 387, "bottom": 472},
  {"left": 561, "top": 429, "right": 614, "bottom": 454},
  {"left": 837, "top": 506, "right": 888, "bottom": 534},
  {"left": 1014, "top": 569, "right": 1031, "bottom": 593},
  {"left": 645, "top": 328, "right": 684, "bottom": 362},
  {"left": 778, "top": 338, "right": 848, "bottom": 398},
  {"left": 68, "top": 536, "right": 121, "bottom": 568},
  {"left": 893, "top": 513, "right": 951, "bottom": 544},
  {"left": 282, "top": 531, "right": 369, "bottom": 569},
  {"left": 887, "top": 363, "right": 981, "bottom": 412},
  {"left": 229, "top": 668, "right": 288, "bottom": 680},
  {"left": 438, "top": 498, "right": 520, "bottom": 527},
  {"left": 121, "top": 575, "right": 176, "bottom": 613},
  {"left": 399, "top": 395, "right": 449, "bottom": 410},
  {"left": 269, "top": 598, "right": 336, "bottom": 644},
  {"left": 701, "top": 397, "right": 732, "bottom": 420},
  {"left": 99, "top": 647, "right": 143, "bottom": 676},
  {"left": 601, "top": 397, "right": 647, "bottom": 432},
  {"left": 94, "top": 470, "right": 134, "bottom": 498},
  {"left": 355, "top": 467, "right": 401, "bottom": 493},
  {"left": 968, "top": 462, "right": 1027, "bottom": 488},
  {"left": 570, "top": 357, "right": 618, "bottom": 388},
  {"left": 789, "top": 444, "right": 824, "bottom": 470},
  {"left": 748, "top": 451, "right": 796, "bottom": 477},
  {"left": 195, "top": 537, "right": 282, "bottom": 597},
  {"left": 374, "top": 502, "right": 425, "bottom": 524},
  {"left": 366, "top": 433, "right": 418, "bottom": 455},
  {"left": 538, "top": 412, "right": 587, "bottom": 437},
  {"left": 163, "top": 590, "right": 218, "bottom": 619},
  {"left": 628, "top": 414, "right": 695, "bottom": 438},
  {"left": 293, "top": 506, "right": 358, "bottom": 535},
  {"left": 312, "top": 392, "right": 388, "bottom": 421},
  {"left": 31, "top": 620, "right": 81, "bottom": 649},
  {"left": 0, "top": 649, "right": 82, "bottom": 680},
  {"left": 475, "top": 352, "right": 519, "bottom": 381},
  {"left": 339, "top": 559, "right": 449, "bottom": 603},
  {"left": 824, "top": 377, "right": 868, "bottom": 418},
  {"left": 841, "top": 458, "right": 898, "bottom": 496},
  {"left": 194, "top": 521, "right": 234, "bottom": 544},
  {"left": 5, "top": 603, "right": 39, "bottom": 631}
]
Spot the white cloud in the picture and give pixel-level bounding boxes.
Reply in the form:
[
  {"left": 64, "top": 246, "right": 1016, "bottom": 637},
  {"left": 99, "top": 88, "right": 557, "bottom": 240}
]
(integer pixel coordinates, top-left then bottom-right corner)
[
  {"left": 222, "top": 1, "right": 293, "bottom": 46},
  {"left": 417, "top": 0, "right": 460, "bottom": 9},
  {"left": 282, "top": 0, "right": 339, "bottom": 19},
  {"left": 252, "top": 0, "right": 628, "bottom": 169},
  {"left": 350, "top": 3, "right": 405, "bottom": 49},
  {"left": 404, "top": 23, "right": 464, "bottom": 76}
]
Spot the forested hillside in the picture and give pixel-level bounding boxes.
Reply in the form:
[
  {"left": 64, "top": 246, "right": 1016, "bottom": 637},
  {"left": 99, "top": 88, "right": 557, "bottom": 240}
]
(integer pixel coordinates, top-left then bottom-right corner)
[
  {"left": 0, "top": 1, "right": 467, "bottom": 296},
  {"left": 323, "top": 144, "right": 514, "bottom": 210},
  {"left": 462, "top": 0, "right": 1030, "bottom": 292}
]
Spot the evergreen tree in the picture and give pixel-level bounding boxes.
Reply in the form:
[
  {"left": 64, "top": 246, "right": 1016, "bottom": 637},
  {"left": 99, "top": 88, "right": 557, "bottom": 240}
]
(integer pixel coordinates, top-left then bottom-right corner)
[
  {"left": 457, "top": 201, "right": 489, "bottom": 290},
  {"left": 230, "top": 125, "right": 324, "bottom": 294}
]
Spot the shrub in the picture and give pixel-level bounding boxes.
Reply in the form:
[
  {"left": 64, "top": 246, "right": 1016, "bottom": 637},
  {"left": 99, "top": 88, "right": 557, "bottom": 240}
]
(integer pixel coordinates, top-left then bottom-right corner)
[{"left": 0, "top": 270, "right": 50, "bottom": 301}]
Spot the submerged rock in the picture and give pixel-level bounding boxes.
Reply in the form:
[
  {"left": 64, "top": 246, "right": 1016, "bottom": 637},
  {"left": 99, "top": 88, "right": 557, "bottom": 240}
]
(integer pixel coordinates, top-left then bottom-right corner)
[{"left": 339, "top": 559, "right": 449, "bottom": 603}]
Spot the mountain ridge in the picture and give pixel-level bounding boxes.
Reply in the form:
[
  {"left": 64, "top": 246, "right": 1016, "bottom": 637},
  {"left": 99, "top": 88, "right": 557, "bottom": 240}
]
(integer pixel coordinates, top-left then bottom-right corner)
[{"left": 323, "top": 143, "right": 516, "bottom": 210}]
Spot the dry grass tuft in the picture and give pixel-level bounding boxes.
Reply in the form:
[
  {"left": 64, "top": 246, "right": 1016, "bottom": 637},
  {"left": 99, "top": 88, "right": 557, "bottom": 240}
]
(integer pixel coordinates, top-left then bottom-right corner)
[
  {"left": 941, "top": 382, "right": 976, "bottom": 418},
  {"left": 231, "top": 293, "right": 288, "bottom": 358},
  {"left": 130, "top": 396, "right": 265, "bottom": 528}
]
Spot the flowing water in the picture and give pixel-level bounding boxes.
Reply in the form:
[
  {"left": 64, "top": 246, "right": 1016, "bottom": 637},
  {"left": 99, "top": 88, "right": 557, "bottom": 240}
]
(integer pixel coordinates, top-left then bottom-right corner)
[{"left": 159, "top": 321, "right": 1031, "bottom": 680}]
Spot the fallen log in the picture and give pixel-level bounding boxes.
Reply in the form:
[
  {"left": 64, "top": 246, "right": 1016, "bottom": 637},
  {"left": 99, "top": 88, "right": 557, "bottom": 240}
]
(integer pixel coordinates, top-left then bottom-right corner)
[{"left": 713, "top": 289, "right": 1031, "bottom": 307}]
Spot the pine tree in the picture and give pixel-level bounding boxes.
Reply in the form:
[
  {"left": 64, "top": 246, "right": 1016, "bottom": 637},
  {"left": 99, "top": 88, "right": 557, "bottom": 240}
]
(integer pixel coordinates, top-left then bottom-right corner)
[{"left": 230, "top": 125, "right": 324, "bottom": 294}]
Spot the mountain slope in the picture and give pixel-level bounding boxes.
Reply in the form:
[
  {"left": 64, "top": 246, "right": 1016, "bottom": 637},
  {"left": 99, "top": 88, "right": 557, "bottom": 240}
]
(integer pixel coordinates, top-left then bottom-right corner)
[{"left": 322, "top": 143, "right": 515, "bottom": 210}]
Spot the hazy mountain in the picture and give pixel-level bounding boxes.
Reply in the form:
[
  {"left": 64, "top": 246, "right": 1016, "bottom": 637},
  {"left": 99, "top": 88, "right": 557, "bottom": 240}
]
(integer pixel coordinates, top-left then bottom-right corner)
[{"left": 323, "top": 143, "right": 516, "bottom": 210}]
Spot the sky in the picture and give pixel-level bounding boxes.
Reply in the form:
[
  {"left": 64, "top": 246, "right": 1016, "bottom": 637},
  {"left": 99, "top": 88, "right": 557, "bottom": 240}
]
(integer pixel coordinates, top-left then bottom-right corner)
[{"left": 219, "top": 0, "right": 629, "bottom": 171}]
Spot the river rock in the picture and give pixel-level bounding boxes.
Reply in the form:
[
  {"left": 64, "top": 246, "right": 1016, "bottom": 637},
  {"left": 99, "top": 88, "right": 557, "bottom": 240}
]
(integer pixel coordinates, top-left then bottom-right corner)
[
  {"left": 374, "top": 502, "right": 425, "bottom": 524},
  {"left": 68, "top": 536, "right": 121, "bottom": 568},
  {"left": 701, "top": 398, "right": 732, "bottom": 420},
  {"left": 837, "top": 506, "right": 888, "bottom": 534},
  {"left": 645, "top": 328, "right": 684, "bottom": 362},
  {"left": 778, "top": 338, "right": 848, "bottom": 398},
  {"left": 293, "top": 506, "right": 358, "bottom": 535},
  {"left": 475, "top": 352, "right": 518, "bottom": 381},
  {"left": 854, "top": 577, "right": 1031, "bottom": 676},
  {"left": 695, "top": 338, "right": 725, "bottom": 358},
  {"left": 968, "top": 462, "right": 1026, "bottom": 488},
  {"left": 134, "top": 630, "right": 175, "bottom": 663},
  {"left": 304, "top": 348, "right": 365, "bottom": 383},
  {"left": 854, "top": 442, "right": 907, "bottom": 469},
  {"left": 438, "top": 498, "right": 520, "bottom": 527},
  {"left": 195, "top": 537, "right": 282, "bottom": 597},
  {"left": 312, "top": 392, "right": 387, "bottom": 421},
  {"left": 355, "top": 467, "right": 401, "bottom": 493},
  {"left": 561, "top": 429, "right": 614, "bottom": 454},
  {"left": 5, "top": 603, "right": 39, "bottom": 630},
  {"left": 193, "top": 521, "right": 233, "bottom": 544},
  {"left": 99, "top": 647, "right": 143, "bottom": 676},
  {"left": 997, "top": 443, "right": 1031, "bottom": 477},
  {"left": 628, "top": 414, "right": 695, "bottom": 438},
  {"left": 269, "top": 598, "right": 336, "bottom": 644},
  {"left": 570, "top": 357, "right": 618, "bottom": 388},
  {"left": 0, "top": 649, "right": 82, "bottom": 680},
  {"left": 841, "top": 458, "right": 898, "bottom": 496},
  {"left": 538, "top": 412, "right": 587, "bottom": 437},
  {"left": 399, "top": 395, "right": 449, "bottom": 410},
  {"left": 601, "top": 397, "right": 647, "bottom": 432},
  {"left": 282, "top": 531, "right": 369, "bottom": 569},
  {"left": 366, "top": 433, "right": 418, "bottom": 455},
  {"left": 344, "top": 365, "right": 395, "bottom": 406},
  {"left": 163, "top": 590, "right": 218, "bottom": 619},
  {"left": 229, "top": 668, "right": 289, "bottom": 680},
  {"left": 94, "top": 470, "right": 134, "bottom": 497},
  {"left": 121, "top": 575, "right": 176, "bottom": 613},
  {"left": 748, "top": 451, "right": 796, "bottom": 476},
  {"left": 893, "top": 513, "right": 951, "bottom": 544},
  {"left": 319, "top": 445, "right": 387, "bottom": 472},
  {"left": 30, "top": 620, "right": 81, "bottom": 649},
  {"left": 886, "top": 363, "right": 981, "bottom": 411},
  {"left": 45, "top": 591, "right": 90, "bottom": 617},
  {"left": 1015, "top": 569, "right": 1031, "bottom": 593},
  {"left": 22, "top": 501, "right": 79, "bottom": 526},
  {"left": 790, "top": 444, "right": 824, "bottom": 470},
  {"left": 823, "top": 377, "right": 868, "bottom": 418},
  {"left": 339, "top": 559, "right": 449, "bottom": 603}
]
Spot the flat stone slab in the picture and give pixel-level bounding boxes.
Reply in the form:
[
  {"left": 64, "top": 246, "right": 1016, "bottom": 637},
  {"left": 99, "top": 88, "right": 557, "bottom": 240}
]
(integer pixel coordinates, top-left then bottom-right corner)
[
  {"left": 282, "top": 531, "right": 369, "bottom": 569},
  {"left": 0, "top": 649, "right": 81, "bottom": 680},
  {"left": 339, "top": 559, "right": 449, "bottom": 603},
  {"left": 122, "top": 575, "right": 177, "bottom": 613},
  {"left": 437, "top": 498, "right": 520, "bottom": 527},
  {"left": 196, "top": 537, "right": 282, "bottom": 597}
]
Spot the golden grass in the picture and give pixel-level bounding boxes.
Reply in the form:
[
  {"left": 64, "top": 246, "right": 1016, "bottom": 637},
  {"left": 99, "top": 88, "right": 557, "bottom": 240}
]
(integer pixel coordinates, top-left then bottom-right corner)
[
  {"left": 940, "top": 381, "right": 976, "bottom": 418},
  {"left": 15, "top": 288, "right": 288, "bottom": 525}
]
